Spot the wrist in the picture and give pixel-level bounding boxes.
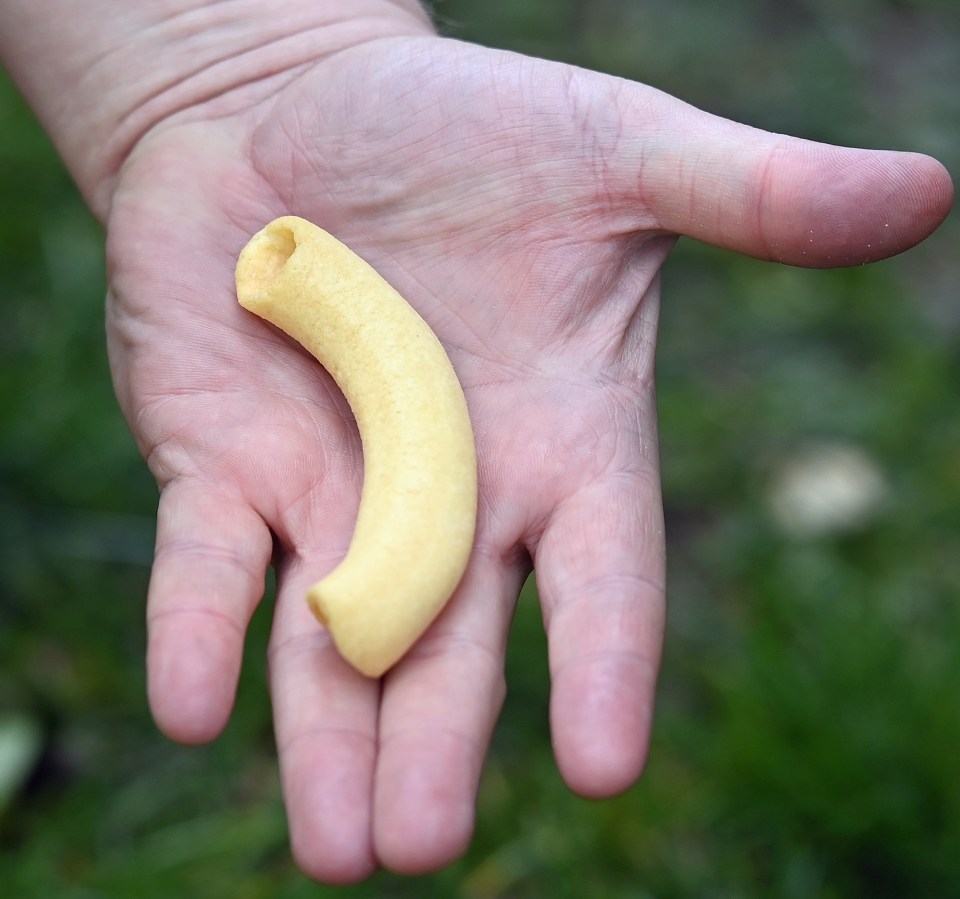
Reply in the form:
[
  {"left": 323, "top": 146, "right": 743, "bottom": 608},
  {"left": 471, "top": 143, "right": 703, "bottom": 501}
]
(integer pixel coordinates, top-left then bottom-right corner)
[{"left": 0, "top": 0, "right": 435, "bottom": 219}]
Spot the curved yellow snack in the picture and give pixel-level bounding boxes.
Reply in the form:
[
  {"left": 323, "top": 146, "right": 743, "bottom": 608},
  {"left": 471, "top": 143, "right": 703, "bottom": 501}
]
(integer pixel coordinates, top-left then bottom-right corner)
[{"left": 235, "top": 216, "right": 477, "bottom": 677}]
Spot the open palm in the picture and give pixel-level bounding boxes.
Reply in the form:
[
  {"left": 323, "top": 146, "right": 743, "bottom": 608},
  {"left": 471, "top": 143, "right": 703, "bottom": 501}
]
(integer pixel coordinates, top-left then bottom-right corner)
[{"left": 103, "top": 35, "right": 952, "bottom": 881}]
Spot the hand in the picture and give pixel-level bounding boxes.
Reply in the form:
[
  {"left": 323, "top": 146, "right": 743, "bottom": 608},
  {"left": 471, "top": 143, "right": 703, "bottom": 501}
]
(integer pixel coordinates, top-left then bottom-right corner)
[{"left": 103, "top": 29, "right": 952, "bottom": 883}]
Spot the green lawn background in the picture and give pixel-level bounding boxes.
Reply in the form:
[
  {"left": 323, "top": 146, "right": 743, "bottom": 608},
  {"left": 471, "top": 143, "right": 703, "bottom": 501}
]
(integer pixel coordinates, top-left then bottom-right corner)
[{"left": 2, "top": 1, "right": 958, "bottom": 896}]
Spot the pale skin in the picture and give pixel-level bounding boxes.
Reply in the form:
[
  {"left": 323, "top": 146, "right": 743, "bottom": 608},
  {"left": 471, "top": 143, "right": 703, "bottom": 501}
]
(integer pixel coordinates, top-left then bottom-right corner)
[{"left": 0, "top": 0, "right": 952, "bottom": 884}]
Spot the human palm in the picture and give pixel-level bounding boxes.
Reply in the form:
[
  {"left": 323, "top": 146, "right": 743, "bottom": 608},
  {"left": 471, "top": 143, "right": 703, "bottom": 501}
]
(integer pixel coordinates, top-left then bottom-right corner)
[{"left": 103, "top": 36, "right": 951, "bottom": 881}]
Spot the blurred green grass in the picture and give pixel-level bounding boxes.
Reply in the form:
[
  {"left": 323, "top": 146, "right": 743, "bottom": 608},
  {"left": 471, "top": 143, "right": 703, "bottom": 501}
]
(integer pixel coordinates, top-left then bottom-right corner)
[{"left": 2, "top": 1, "right": 958, "bottom": 896}]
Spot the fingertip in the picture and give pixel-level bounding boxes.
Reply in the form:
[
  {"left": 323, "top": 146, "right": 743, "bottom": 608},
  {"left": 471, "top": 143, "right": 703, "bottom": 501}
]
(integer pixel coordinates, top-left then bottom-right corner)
[
  {"left": 287, "top": 764, "right": 379, "bottom": 885},
  {"left": 560, "top": 757, "right": 644, "bottom": 802},
  {"left": 291, "top": 842, "right": 378, "bottom": 887},
  {"left": 904, "top": 151, "right": 954, "bottom": 233},
  {"left": 373, "top": 731, "right": 478, "bottom": 876},
  {"left": 147, "top": 610, "right": 243, "bottom": 743},
  {"left": 377, "top": 812, "right": 475, "bottom": 877},
  {"left": 550, "top": 655, "right": 653, "bottom": 800},
  {"left": 149, "top": 692, "right": 230, "bottom": 746},
  {"left": 758, "top": 144, "right": 954, "bottom": 267},
  {"left": 802, "top": 147, "right": 955, "bottom": 266},
  {"left": 280, "top": 732, "right": 380, "bottom": 885}
]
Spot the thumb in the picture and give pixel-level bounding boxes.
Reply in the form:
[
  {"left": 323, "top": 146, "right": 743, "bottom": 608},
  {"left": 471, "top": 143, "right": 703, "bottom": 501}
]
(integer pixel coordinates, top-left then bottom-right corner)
[{"left": 605, "top": 81, "right": 953, "bottom": 267}]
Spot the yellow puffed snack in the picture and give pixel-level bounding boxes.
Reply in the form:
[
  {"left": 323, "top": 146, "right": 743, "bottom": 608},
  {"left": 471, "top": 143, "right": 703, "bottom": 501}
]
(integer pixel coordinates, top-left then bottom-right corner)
[{"left": 235, "top": 216, "right": 477, "bottom": 677}]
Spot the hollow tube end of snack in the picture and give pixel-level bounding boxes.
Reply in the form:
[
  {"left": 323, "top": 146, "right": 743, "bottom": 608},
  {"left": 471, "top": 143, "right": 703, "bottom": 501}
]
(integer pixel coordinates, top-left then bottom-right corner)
[{"left": 235, "top": 218, "right": 305, "bottom": 312}]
